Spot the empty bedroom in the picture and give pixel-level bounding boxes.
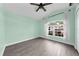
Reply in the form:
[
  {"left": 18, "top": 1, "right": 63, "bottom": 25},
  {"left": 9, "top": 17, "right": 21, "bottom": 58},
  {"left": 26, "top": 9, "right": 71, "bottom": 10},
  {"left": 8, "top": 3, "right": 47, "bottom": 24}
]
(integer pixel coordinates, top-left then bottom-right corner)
[{"left": 0, "top": 3, "right": 79, "bottom": 56}]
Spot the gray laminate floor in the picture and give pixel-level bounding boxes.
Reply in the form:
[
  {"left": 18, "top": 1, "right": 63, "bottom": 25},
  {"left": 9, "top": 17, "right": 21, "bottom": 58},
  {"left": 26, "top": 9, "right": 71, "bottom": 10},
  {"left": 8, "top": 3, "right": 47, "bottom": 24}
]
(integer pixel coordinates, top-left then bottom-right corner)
[{"left": 3, "top": 37, "right": 79, "bottom": 56}]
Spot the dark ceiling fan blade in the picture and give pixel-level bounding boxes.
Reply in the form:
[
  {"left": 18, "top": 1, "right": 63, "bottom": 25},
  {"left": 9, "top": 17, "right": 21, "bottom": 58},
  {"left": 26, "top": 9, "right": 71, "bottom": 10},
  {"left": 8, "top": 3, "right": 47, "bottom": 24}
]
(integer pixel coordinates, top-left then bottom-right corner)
[
  {"left": 41, "top": 6, "right": 46, "bottom": 11},
  {"left": 69, "top": 3, "right": 73, "bottom": 6},
  {"left": 43, "top": 3, "right": 52, "bottom": 6},
  {"left": 36, "top": 7, "right": 41, "bottom": 12},
  {"left": 30, "top": 3, "right": 39, "bottom": 6}
]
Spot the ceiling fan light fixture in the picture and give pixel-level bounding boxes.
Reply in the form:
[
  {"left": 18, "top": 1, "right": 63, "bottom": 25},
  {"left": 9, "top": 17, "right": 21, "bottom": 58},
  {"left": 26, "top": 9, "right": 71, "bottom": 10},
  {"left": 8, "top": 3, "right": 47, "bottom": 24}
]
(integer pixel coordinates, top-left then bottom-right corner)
[{"left": 30, "top": 3, "right": 52, "bottom": 12}]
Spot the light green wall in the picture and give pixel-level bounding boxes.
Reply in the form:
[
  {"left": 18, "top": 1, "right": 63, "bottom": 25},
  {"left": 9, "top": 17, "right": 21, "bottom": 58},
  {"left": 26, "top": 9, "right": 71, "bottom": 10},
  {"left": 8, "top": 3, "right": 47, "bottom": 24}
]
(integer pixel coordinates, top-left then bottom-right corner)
[
  {"left": 0, "top": 4, "right": 5, "bottom": 56},
  {"left": 68, "top": 7, "right": 76, "bottom": 45},
  {"left": 41, "top": 6, "right": 76, "bottom": 45},
  {"left": 4, "top": 10, "right": 41, "bottom": 45},
  {"left": 0, "top": 6, "right": 41, "bottom": 55},
  {"left": 73, "top": 5, "right": 79, "bottom": 51}
]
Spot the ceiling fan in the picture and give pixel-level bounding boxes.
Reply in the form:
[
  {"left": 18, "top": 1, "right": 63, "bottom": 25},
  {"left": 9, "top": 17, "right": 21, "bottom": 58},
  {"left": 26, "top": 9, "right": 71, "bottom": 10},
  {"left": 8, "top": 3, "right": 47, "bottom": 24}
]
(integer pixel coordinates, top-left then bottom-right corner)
[{"left": 30, "top": 3, "right": 52, "bottom": 12}]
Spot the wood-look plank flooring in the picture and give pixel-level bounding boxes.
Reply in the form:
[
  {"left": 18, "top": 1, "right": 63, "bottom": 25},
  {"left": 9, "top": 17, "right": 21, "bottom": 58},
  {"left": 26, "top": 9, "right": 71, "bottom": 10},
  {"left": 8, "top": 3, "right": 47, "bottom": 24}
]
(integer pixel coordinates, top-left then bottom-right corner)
[{"left": 3, "top": 37, "right": 79, "bottom": 56}]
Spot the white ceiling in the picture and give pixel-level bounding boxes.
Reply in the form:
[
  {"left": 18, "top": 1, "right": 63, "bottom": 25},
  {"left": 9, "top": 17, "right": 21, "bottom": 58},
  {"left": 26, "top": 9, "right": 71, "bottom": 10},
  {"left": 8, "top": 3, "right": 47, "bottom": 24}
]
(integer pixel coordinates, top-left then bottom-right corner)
[{"left": 3, "top": 3, "right": 69, "bottom": 20}]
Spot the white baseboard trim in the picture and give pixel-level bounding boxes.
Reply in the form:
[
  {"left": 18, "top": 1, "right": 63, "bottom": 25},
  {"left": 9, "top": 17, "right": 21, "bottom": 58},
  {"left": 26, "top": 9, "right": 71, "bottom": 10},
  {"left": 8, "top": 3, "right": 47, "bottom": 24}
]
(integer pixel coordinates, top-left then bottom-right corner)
[
  {"left": 0, "top": 46, "right": 6, "bottom": 56},
  {"left": 74, "top": 44, "right": 77, "bottom": 49},
  {"left": 6, "top": 36, "right": 39, "bottom": 47},
  {"left": 76, "top": 47, "right": 79, "bottom": 53},
  {"left": 40, "top": 36, "right": 74, "bottom": 46},
  {"left": 6, "top": 35, "right": 74, "bottom": 47},
  {"left": 2, "top": 47, "right": 6, "bottom": 56},
  {"left": 77, "top": 49, "right": 79, "bottom": 53}
]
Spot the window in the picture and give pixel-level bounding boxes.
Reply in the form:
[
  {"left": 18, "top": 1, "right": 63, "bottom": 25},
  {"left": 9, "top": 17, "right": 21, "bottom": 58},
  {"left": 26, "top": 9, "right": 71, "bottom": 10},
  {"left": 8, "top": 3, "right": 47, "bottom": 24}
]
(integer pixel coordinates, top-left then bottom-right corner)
[{"left": 47, "top": 20, "right": 65, "bottom": 37}]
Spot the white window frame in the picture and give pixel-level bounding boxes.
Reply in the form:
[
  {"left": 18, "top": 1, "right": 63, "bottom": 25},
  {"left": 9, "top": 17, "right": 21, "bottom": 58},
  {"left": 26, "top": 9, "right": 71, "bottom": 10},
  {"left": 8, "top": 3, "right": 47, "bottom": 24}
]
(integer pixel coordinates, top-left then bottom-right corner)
[{"left": 45, "top": 20, "right": 66, "bottom": 39}]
